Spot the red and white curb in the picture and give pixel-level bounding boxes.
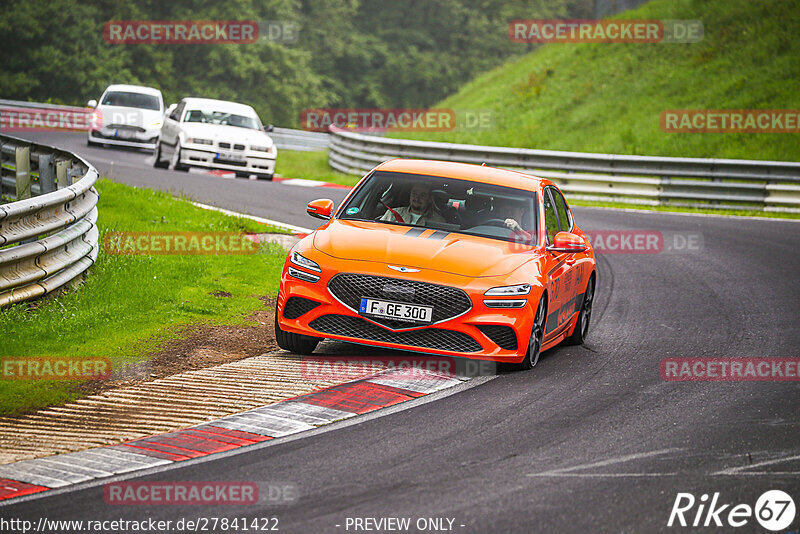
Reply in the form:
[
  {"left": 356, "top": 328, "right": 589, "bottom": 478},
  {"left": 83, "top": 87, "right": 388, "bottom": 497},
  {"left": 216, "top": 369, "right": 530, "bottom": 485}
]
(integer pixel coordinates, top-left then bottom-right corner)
[
  {"left": 0, "top": 368, "right": 465, "bottom": 503},
  {"left": 195, "top": 168, "right": 351, "bottom": 190}
]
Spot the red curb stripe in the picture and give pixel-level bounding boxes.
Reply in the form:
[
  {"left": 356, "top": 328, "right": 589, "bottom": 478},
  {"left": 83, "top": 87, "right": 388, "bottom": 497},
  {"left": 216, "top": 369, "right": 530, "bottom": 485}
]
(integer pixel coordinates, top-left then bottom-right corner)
[
  {"left": 133, "top": 431, "right": 240, "bottom": 454},
  {"left": 0, "top": 478, "right": 50, "bottom": 501},
  {"left": 194, "top": 425, "right": 273, "bottom": 443},
  {"left": 301, "top": 381, "right": 414, "bottom": 414},
  {"left": 366, "top": 381, "right": 427, "bottom": 398},
  {"left": 181, "top": 429, "right": 259, "bottom": 447}
]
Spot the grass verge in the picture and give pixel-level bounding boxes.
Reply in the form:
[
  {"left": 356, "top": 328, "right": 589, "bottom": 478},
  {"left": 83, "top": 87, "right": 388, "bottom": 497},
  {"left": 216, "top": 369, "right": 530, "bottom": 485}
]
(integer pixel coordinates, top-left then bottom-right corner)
[
  {"left": 0, "top": 179, "right": 289, "bottom": 416},
  {"left": 276, "top": 149, "right": 360, "bottom": 187}
]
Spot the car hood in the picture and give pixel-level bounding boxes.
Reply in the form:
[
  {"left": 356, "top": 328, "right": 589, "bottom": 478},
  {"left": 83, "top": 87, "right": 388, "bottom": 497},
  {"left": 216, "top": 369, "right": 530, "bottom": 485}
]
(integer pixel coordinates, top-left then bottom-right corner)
[
  {"left": 179, "top": 123, "right": 274, "bottom": 147},
  {"left": 313, "top": 220, "right": 536, "bottom": 278},
  {"left": 96, "top": 106, "right": 162, "bottom": 128}
]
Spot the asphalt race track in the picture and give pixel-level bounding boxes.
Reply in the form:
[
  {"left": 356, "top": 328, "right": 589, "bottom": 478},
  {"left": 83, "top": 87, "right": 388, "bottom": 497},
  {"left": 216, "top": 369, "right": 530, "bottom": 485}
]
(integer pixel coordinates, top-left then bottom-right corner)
[{"left": 3, "top": 132, "right": 800, "bottom": 533}]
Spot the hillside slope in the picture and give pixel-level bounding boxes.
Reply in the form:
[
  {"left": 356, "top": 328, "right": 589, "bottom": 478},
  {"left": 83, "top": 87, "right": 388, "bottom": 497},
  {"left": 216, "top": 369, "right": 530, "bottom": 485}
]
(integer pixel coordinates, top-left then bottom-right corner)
[{"left": 396, "top": 0, "right": 800, "bottom": 161}]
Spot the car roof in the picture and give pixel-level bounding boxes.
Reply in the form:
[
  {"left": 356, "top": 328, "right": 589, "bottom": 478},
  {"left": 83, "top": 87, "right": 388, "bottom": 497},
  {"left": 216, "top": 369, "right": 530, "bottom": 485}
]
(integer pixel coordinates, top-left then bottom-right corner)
[
  {"left": 103, "top": 84, "right": 162, "bottom": 97},
  {"left": 374, "top": 159, "right": 549, "bottom": 190},
  {"left": 181, "top": 98, "right": 257, "bottom": 115}
]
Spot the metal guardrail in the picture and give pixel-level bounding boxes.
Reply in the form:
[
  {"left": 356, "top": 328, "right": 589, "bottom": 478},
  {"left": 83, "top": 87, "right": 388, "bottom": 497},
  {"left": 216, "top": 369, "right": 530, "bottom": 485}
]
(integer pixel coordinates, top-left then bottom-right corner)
[
  {"left": 269, "top": 127, "right": 329, "bottom": 152},
  {"left": 327, "top": 127, "right": 800, "bottom": 212},
  {"left": 0, "top": 134, "right": 99, "bottom": 307}
]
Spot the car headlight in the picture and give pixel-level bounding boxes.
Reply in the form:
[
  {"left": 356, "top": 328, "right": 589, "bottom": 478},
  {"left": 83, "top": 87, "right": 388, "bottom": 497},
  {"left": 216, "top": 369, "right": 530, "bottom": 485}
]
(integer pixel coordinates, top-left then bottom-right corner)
[
  {"left": 290, "top": 250, "right": 321, "bottom": 273},
  {"left": 250, "top": 145, "right": 269, "bottom": 152},
  {"left": 484, "top": 283, "right": 531, "bottom": 296},
  {"left": 188, "top": 138, "right": 213, "bottom": 145}
]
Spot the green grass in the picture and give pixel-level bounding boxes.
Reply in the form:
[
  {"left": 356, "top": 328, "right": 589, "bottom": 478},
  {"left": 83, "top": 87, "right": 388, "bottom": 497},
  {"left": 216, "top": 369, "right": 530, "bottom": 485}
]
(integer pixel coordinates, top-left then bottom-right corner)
[
  {"left": 0, "top": 179, "right": 289, "bottom": 416},
  {"left": 276, "top": 149, "right": 361, "bottom": 187},
  {"left": 390, "top": 0, "right": 800, "bottom": 161}
]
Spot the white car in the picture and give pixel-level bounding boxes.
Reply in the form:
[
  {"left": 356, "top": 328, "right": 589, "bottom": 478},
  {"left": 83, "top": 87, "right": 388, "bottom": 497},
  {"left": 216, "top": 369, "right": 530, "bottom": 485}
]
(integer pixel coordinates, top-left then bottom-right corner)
[
  {"left": 154, "top": 97, "right": 277, "bottom": 180},
  {"left": 87, "top": 84, "right": 165, "bottom": 150}
]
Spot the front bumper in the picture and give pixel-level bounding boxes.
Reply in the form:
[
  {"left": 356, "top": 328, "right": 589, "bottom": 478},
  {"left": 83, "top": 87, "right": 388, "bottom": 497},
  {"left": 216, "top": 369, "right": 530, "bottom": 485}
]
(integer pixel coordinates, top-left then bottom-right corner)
[
  {"left": 277, "top": 263, "right": 538, "bottom": 363},
  {"left": 179, "top": 146, "right": 276, "bottom": 176},
  {"left": 89, "top": 128, "right": 158, "bottom": 150}
]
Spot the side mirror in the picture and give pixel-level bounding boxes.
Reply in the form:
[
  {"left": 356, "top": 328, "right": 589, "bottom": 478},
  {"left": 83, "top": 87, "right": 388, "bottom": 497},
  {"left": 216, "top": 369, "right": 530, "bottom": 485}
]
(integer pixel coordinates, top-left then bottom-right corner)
[
  {"left": 87, "top": 99, "right": 97, "bottom": 108},
  {"left": 307, "top": 199, "right": 334, "bottom": 220},
  {"left": 165, "top": 103, "right": 177, "bottom": 118},
  {"left": 547, "top": 231, "right": 587, "bottom": 254},
  {"left": 264, "top": 124, "right": 275, "bottom": 132}
]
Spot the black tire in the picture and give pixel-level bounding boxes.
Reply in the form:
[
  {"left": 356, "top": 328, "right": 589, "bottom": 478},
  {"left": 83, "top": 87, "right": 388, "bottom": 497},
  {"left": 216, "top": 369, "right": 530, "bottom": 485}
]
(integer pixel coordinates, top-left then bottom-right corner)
[
  {"left": 87, "top": 137, "right": 100, "bottom": 147},
  {"left": 274, "top": 308, "right": 321, "bottom": 355},
  {"left": 512, "top": 294, "right": 547, "bottom": 371},
  {"left": 153, "top": 142, "right": 169, "bottom": 168},
  {"left": 235, "top": 171, "right": 251, "bottom": 178},
  {"left": 257, "top": 173, "right": 274, "bottom": 181},
  {"left": 564, "top": 275, "right": 595, "bottom": 346},
  {"left": 172, "top": 143, "right": 189, "bottom": 171}
]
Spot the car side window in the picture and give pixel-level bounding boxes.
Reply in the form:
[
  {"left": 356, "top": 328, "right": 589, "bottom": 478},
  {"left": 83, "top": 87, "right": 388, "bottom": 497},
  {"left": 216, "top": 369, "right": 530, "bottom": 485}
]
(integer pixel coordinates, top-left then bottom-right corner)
[
  {"left": 550, "top": 187, "right": 573, "bottom": 232},
  {"left": 543, "top": 189, "right": 559, "bottom": 244},
  {"left": 170, "top": 102, "right": 184, "bottom": 121}
]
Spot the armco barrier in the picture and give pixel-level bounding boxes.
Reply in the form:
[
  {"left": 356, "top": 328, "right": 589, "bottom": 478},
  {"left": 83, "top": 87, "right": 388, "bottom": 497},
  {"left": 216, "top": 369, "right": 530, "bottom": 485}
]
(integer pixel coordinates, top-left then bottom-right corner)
[
  {"left": 327, "top": 126, "right": 800, "bottom": 212},
  {"left": 0, "top": 134, "right": 99, "bottom": 307}
]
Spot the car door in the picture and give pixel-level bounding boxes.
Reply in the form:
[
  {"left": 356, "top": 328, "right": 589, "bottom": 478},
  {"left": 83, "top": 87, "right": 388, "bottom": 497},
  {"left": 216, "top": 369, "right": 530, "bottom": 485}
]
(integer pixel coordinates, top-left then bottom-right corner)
[
  {"left": 546, "top": 186, "right": 584, "bottom": 332},
  {"left": 541, "top": 186, "right": 579, "bottom": 338},
  {"left": 160, "top": 100, "right": 185, "bottom": 156}
]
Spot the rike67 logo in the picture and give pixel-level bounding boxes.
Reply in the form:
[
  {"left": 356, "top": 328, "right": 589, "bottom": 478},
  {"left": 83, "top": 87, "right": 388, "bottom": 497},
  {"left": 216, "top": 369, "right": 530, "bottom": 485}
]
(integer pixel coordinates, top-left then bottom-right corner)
[{"left": 668, "top": 490, "right": 796, "bottom": 531}]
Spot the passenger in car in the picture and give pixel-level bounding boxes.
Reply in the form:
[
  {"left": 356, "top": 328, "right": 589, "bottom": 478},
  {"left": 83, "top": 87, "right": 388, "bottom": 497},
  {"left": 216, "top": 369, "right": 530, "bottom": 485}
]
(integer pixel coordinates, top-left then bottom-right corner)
[{"left": 380, "top": 182, "right": 446, "bottom": 225}]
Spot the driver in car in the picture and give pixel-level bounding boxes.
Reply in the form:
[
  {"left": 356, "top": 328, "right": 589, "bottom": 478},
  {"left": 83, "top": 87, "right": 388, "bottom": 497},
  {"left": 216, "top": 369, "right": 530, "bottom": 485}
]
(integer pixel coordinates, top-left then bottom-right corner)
[
  {"left": 380, "top": 182, "right": 445, "bottom": 225},
  {"left": 493, "top": 198, "right": 534, "bottom": 243}
]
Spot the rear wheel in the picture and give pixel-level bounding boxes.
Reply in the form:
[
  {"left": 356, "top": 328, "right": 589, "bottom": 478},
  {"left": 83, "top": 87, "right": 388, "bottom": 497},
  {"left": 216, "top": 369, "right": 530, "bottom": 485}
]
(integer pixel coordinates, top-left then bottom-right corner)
[
  {"left": 257, "top": 173, "right": 274, "bottom": 181},
  {"left": 564, "top": 276, "right": 595, "bottom": 346},
  {"left": 235, "top": 171, "right": 251, "bottom": 178},
  {"left": 512, "top": 294, "right": 546, "bottom": 371},
  {"left": 274, "top": 308, "right": 321, "bottom": 355}
]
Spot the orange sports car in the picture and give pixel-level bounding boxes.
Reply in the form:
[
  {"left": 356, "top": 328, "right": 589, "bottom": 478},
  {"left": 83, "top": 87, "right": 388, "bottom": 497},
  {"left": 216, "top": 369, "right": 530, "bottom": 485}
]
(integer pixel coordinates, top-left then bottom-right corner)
[{"left": 275, "top": 159, "right": 596, "bottom": 370}]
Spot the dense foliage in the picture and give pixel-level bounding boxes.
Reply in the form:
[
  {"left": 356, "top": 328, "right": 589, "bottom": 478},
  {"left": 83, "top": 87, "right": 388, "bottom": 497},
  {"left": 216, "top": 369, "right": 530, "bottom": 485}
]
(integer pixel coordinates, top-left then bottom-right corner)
[{"left": 0, "top": 0, "right": 593, "bottom": 126}]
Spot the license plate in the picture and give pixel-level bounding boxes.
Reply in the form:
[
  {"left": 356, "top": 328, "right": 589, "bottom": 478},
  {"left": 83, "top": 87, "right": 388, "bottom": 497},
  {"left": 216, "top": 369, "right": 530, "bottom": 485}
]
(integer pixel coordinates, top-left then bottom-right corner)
[
  {"left": 359, "top": 298, "right": 433, "bottom": 324},
  {"left": 115, "top": 129, "right": 136, "bottom": 140},
  {"left": 216, "top": 152, "right": 246, "bottom": 162}
]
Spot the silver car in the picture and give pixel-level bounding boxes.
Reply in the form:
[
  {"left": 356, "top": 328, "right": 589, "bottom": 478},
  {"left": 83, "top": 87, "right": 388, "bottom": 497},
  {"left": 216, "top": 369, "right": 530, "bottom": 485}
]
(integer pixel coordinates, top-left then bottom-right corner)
[{"left": 87, "top": 84, "right": 165, "bottom": 150}]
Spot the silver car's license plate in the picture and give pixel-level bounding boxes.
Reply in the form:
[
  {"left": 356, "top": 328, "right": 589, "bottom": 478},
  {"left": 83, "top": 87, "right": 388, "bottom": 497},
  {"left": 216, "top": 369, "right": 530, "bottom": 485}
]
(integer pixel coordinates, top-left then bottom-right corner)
[
  {"left": 359, "top": 298, "right": 433, "bottom": 323},
  {"left": 115, "top": 129, "right": 136, "bottom": 140}
]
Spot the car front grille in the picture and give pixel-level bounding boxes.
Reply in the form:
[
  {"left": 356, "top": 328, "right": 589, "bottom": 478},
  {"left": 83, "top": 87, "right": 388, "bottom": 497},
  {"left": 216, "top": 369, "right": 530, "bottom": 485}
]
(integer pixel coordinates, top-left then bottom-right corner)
[
  {"left": 234, "top": 144, "right": 245, "bottom": 151},
  {"left": 328, "top": 273, "right": 471, "bottom": 329},
  {"left": 282, "top": 297, "right": 321, "bottom": 320},
  {"left": 476, "top": 325, "right": 518, "bottom": 351},
  {"left": 218, "top": 142, "right": 231, "bottom": 149},
  {"left": 309, "top": 314, "right": 482, "bottom": 353}
]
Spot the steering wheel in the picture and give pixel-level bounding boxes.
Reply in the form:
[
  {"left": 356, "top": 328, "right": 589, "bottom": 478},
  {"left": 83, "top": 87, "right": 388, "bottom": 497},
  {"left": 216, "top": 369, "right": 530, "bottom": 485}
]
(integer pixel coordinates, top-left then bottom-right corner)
[{"left": 482, "top": 218, "right": 508, "bottom": 228}]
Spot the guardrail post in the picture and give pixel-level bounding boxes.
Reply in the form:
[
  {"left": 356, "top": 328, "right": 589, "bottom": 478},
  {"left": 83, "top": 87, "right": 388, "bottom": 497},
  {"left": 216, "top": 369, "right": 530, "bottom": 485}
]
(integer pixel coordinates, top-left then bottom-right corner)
[
  {"left": 15, "top": 146, "right": 31, "bottom": 200},
  {"left": 38, "top": 154, "right": 56, "bottom": 194},
  {"left": 56, "top": 160, "right": 68, "bottom": 189},
  {"left": 67, "top": 166, "right": 81, "bottom": 187}
]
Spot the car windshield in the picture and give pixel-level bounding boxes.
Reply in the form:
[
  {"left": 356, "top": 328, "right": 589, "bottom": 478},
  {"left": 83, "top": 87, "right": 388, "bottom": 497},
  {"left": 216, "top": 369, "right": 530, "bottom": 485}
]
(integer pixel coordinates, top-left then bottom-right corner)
[
  {"left": 338, "top": 171, "right": 539, "bottom": 245},
  {"left": 182, "top": 109, "right": 261, "bottom": 130},
  {"left": 101, "top": 91, "right": 160, "bottom": 110}
]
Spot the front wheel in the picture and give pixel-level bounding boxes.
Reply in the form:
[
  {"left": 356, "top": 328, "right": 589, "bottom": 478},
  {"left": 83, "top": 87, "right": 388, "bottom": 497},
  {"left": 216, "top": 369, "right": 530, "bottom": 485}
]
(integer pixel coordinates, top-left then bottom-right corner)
[
  {"left": 564, "top": 276, "right": 595, "bottom": 346},
  {"left": 274, "top": 309, "right": 321, "bottom": 355},
  {"left": 257, "top": 173, "right": 274, "bottom": 181},
  {"left": 512, "top": 294, "right": 547, "bottom": 371},
  {"left": 172, "top": 143, "right": 189, "bottom": 171},
  {"left": 153, "top": 142, "right": 169, "bottom": 168}
]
